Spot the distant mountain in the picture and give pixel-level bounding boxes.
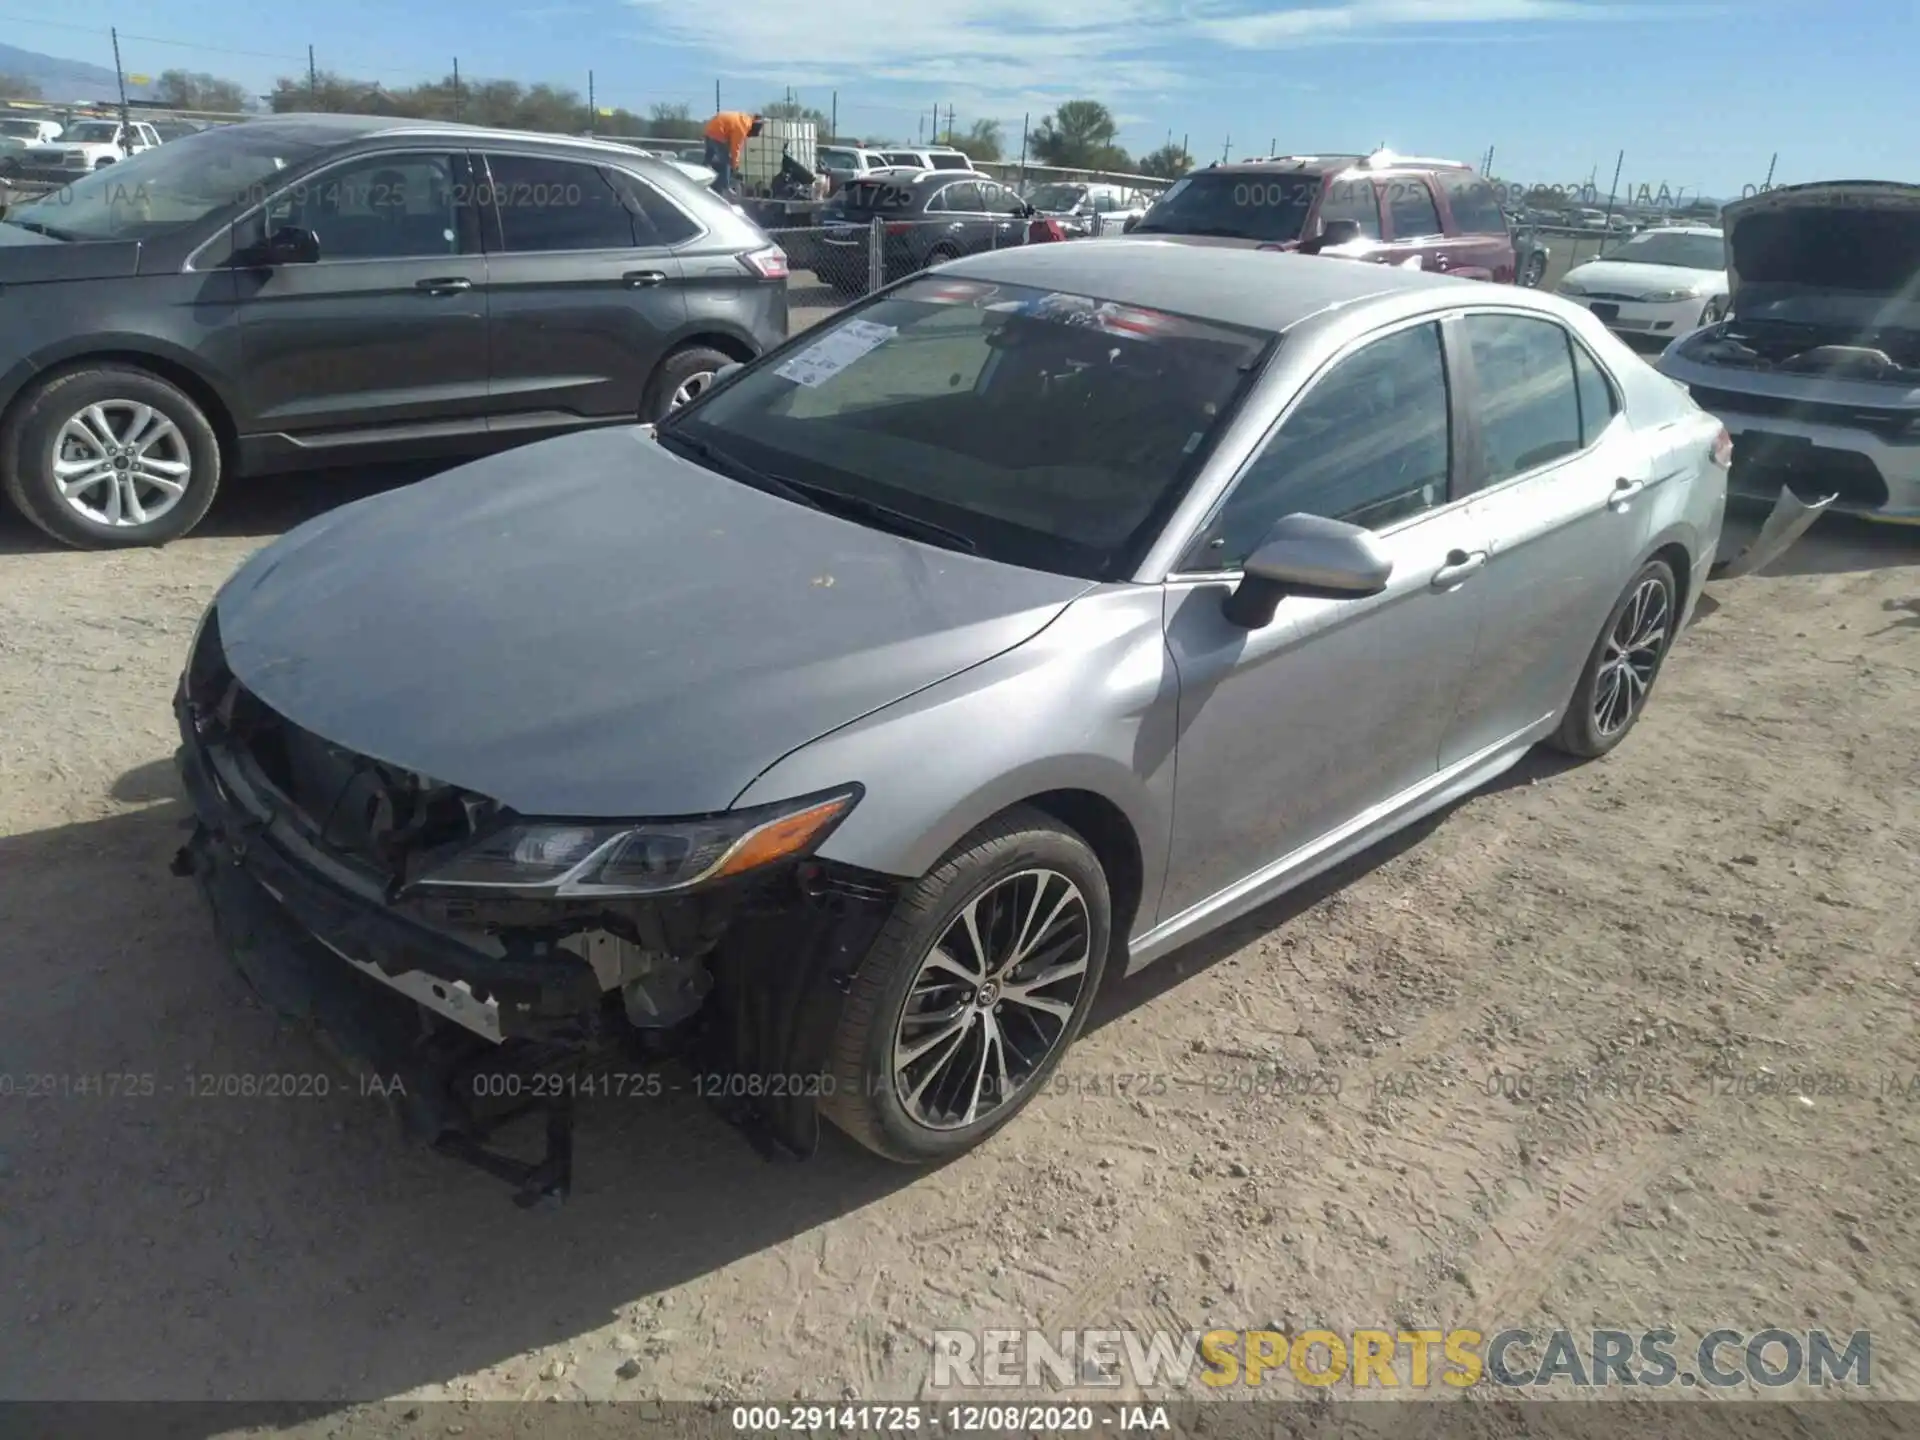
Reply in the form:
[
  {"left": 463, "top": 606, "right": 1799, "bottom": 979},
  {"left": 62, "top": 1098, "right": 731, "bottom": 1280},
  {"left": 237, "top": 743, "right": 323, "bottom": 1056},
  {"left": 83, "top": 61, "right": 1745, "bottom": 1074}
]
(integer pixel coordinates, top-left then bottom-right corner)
[{"left": 0, "top": 42, "right": 155, "bottom": 104}]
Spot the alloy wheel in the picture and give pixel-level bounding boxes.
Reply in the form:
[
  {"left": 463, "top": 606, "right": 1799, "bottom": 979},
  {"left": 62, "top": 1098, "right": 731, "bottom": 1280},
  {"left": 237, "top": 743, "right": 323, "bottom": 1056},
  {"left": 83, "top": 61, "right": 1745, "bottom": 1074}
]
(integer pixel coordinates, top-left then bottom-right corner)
[
  {"left": 1592, "top": 573, "right": 1671, "bottom": 737},
  {"left": 52, "top": 400, "right": 193, "bottom": 528},
  {"left": 892, "top": 868, "right": 1093, "bottom": 1130},
  {"left": 668, "top": 372, "right": 716, "bottom": 410}
]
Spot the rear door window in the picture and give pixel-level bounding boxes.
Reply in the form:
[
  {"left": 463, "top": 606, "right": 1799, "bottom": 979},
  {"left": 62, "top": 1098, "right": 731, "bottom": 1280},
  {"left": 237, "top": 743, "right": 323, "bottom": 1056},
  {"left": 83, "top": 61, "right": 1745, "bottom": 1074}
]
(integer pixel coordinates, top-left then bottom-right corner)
[
  {"left": 1463, "top": 314, "right": 1584, "bottom": 482},
  {"left": 484, "top": 153, "right": 636, "bottom": 252},
  {"left": 1383, "top": 176, "right": 1442, "bottom": 239}
]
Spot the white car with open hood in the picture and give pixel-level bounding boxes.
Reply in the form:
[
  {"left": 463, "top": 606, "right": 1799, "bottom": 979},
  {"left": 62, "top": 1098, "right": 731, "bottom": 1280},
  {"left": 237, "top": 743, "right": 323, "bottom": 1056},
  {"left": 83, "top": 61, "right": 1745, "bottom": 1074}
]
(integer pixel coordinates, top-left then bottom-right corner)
[
  {"left": 1556, "top": 226, "right": 1728, "bottom": 344},
  {"left": 1656, "top": 181, "right": 1920, "bottom": 524}
]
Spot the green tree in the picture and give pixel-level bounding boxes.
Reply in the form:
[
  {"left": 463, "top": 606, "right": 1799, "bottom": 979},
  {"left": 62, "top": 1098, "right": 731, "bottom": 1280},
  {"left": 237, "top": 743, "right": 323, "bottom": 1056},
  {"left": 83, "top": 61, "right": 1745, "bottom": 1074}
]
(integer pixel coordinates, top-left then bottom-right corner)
[
  {"left": 1027, "top": 101, "right": 1130, "bottom": 172},
  {"left": 949, "top": 118, "right": 1003, "bottom": 163},
  {"left": 1136, "top": 142, "right": 1192, "bottom": 180},
  {"left": 761, "top": 98, "right": 831, "bottom": 128},
  {"left": 0, "top": 72, "right": 42, "bottom": 101},
  {"left": 647, "top": 101, "right": 702, "bottom": 140},
  {"left": 267, "top": 70, "right": 395, "bottom": 114},
  {"left": 155, "top": 69, "right": 251, "bottom": 113}
]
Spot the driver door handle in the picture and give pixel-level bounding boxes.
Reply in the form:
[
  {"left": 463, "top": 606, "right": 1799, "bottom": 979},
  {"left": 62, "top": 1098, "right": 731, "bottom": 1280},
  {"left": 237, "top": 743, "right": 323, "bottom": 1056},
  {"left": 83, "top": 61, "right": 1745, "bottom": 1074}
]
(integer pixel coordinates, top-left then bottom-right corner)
[
  {"left": 415, "top": 276, "right": 472, "bottom": 294},
  {"left": 1431, "top": 548, "right": 1488, "bottom": 589},
  {"left": 623, "top": 270, "right": 667, "bottom": 287},
  {"left": 1609, "top": 476, "right": 1646, "bottom": 511}
]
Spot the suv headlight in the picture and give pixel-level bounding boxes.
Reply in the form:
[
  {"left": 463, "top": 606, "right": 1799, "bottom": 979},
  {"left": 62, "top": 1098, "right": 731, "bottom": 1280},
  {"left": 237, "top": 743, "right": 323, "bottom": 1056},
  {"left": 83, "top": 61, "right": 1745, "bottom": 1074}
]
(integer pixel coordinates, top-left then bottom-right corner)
[{"left": 407, "top": 787, "right": 860, "bottom": 898}]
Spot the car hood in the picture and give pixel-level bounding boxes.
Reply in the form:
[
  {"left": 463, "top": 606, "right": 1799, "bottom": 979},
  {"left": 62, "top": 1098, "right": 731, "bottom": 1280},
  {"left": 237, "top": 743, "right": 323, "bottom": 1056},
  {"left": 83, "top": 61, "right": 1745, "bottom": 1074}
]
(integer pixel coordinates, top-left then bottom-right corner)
[
  {"left": 1723, "top": 181, "right": 1920, "bottom": 310},
  {"left": 1563, "top": 258, "right": 1723, "bottom": 296},
  {"left": 0, "top": 222, "right": 142, "bottom": 281},
  {"left": 213, "top": 426, "right": 1091, "bottom": 818}
]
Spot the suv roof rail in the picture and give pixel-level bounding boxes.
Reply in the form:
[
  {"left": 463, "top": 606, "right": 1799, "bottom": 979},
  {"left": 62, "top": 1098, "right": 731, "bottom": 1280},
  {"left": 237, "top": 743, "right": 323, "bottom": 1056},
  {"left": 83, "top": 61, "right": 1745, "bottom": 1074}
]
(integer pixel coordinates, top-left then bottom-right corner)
[{"left": 1360, "top": 146, "right": 1470, "bottom": 171}]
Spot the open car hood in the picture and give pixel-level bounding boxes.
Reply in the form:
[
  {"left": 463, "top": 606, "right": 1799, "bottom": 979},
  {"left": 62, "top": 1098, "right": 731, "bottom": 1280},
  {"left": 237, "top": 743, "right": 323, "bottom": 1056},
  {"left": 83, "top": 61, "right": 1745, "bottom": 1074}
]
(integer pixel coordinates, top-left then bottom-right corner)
[
  {"left": 213, "top": 426, "right": 1089, "bottom": 819},
  {"left": 1723, "top": 181, "right": 1920, "bottom": 311}
]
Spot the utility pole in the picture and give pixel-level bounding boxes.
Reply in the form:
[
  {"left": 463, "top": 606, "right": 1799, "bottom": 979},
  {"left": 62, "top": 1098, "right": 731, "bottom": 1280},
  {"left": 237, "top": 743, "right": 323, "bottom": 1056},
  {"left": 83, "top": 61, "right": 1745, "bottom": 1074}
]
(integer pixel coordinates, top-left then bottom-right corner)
[
  {"left": 945, "top": 106, "right": 955, "bottom": 145},
  {"left": 451, "top": 57, "right": 462, "bottom": 121},
  {"left": 715, "top": 79, "right": 721, "bottom": 112},
  {"left": 308, "top": 44, "right": 318, "bottom": 103},
  {"left": 1268, "top": 137, "right": 1275, "bottom": 158},
  {"left": 1601, "top": 148, "right": 1624, "bottom": 226},
  {"left": 1762, "top": 152, "right": 1777, "bottom": 191},
  {"left": 1221, "top": 134, "right": 1231, "bottom": 163},
  {"left": 1017, "top": 112, "right": 1029, "bottom": 186},
  {"left": 587, "top": 70, "right": 595, "bottom": 134},
  {"left": 830, "top": 90, "right": 837, "bottom": 141},
  {"left": 109, "top": 27, "right": 130, "bottom": 146}
]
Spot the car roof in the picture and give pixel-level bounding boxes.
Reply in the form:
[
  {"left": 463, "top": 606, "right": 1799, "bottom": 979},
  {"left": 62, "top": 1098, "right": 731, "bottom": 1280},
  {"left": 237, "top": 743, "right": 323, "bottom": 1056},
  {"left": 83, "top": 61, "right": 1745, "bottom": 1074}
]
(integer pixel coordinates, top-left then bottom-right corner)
[
  {"left": 211, "top": 112, "right": 675, "bottom": 160},
  {"left": 938, "top": 239, "right": 1489, "bottom": 332}
]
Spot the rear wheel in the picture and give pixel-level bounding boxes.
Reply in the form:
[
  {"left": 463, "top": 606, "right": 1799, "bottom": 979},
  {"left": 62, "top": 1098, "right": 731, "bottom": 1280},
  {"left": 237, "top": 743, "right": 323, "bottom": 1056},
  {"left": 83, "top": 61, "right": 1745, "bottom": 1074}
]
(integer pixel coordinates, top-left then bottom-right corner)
[
  {"left": 641, "top": 345, "right": 734, "bottom": 421},
  {"left": 822, "top": 807, "right": 1111, "bottom": 1163},
  {"left": 1547, "top": 559, "right": 1678, "bottom": 759},
  {"left": 1, "top": 365, "right": 222, "bottom": 549}
]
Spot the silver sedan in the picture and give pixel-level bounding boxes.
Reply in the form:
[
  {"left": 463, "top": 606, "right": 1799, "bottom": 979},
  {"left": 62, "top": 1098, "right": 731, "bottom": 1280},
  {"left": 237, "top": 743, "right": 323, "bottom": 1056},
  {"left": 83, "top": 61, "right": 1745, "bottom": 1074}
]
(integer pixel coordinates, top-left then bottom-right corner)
[{"left": 176, "top": 241, "right": 1768, "bottom": 1197}]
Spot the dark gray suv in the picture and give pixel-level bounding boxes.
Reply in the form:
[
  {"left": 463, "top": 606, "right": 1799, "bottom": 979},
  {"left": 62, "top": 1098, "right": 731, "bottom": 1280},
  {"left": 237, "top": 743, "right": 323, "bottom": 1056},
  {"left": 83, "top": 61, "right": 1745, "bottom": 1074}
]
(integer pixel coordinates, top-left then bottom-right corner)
[{"left": 0, "top": 114, "right": 789, "bottom": 549}]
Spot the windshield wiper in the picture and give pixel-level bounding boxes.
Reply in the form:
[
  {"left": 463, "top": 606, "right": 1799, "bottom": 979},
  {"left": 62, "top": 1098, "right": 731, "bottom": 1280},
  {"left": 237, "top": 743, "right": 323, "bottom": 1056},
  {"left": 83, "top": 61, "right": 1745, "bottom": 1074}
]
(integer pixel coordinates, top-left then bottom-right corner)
[
  {"left": 784, "top": 483, "right": 979, "bottom": 554},
  {"left": 654, "top": 428, "right": 824, "bottom": 511},
  {"left": 3, "top": 219, "right": 74, "bottom": 241},
  {"left": 656, "top": 427, "right": 977, "bottom": 553}
]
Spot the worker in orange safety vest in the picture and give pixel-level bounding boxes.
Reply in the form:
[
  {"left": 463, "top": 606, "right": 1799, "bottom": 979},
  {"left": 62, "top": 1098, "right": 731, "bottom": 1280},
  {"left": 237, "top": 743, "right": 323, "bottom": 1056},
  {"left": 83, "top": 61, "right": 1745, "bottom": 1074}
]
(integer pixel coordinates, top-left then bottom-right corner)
[{"left": 702, "top": 111, "right": 764, "bottom": 194}]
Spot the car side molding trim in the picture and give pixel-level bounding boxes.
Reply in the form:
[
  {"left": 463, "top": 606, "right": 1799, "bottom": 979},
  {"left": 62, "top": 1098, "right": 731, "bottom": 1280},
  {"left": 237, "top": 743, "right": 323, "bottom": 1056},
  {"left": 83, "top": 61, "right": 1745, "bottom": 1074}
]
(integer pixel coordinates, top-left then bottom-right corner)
[{"left": 1125, "top": 717, "right": 1551, "bottom": 972}]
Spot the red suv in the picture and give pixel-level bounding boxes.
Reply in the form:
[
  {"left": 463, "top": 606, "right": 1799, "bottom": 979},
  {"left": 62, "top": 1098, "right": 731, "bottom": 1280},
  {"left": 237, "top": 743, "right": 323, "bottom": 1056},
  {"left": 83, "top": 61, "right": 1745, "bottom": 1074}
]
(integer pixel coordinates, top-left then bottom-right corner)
[{"left": 1127, "top": 149, "right": 1516, "bottom": 282}]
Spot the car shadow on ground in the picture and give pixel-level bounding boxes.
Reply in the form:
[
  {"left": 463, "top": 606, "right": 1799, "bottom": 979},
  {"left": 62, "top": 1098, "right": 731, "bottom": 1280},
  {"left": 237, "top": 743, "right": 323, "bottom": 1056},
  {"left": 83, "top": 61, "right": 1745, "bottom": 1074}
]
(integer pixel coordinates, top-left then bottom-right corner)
[{"left": 0, "top": 747, "right": 1501, "bottom": 1416}]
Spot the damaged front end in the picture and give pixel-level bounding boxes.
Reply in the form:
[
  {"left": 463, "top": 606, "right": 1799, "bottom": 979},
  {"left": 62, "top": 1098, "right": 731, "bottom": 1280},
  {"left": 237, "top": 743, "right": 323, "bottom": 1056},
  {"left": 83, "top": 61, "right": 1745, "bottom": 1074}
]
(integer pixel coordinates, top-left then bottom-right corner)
[{"left": 171, "top": 609, "right": 899, "bottom": 1206}]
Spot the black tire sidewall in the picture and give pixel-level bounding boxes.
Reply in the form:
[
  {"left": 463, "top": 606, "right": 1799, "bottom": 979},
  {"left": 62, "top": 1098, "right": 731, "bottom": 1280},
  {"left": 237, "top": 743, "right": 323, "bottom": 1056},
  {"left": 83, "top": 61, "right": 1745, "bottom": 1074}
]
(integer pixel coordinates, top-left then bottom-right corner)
[
  {"left": 5, "top": 367, "right": 221, "bottom": 549},
  {"left": 829, "top": 819, "right": 1111, "bottom": 1162},
  {"left": 1558, "top": 558, "right": 1678, "bottom": 757},
  {"left": 642, "top": 346, "right": 734, "bottom": 422}
]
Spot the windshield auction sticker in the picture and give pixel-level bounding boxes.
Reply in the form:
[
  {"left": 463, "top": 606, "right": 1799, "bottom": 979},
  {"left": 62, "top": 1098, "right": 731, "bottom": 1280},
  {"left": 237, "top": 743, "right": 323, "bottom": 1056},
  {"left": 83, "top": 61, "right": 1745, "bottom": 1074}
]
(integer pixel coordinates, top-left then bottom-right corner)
[{"left": 775, "top": 319, "right": 897, "bottom": 388}]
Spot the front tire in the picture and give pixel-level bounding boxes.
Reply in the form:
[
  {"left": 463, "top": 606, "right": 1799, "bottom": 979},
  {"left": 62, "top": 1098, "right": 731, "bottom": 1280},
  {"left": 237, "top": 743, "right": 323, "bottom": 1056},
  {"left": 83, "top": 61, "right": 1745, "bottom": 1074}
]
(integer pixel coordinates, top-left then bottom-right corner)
[
  {"left": 1, "top": 365, "right": 222, "bottom": 550},
  {"left": 1521, "top": 251, "right": 1547, "bottom": 288},
  {"left": 822, "top": 807, "right": 1111, "bottom": 1163},
  {"left": 1547, "top": 558, "right": 1678, "bottom": 759}
]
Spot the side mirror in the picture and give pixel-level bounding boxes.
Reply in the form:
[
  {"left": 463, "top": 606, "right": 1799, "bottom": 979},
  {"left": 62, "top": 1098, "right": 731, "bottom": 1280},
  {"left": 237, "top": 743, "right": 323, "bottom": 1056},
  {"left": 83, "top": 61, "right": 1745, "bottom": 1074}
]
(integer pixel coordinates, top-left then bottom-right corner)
[
  {"left": 1298, "top": 217, "right": 1363, "bottom": 255},
  {"left": 1222, "top": 513, "right": 1393, "bottom": 628},
  {"left": 264, "top": 225, "right": 321, "bottom": 266}
]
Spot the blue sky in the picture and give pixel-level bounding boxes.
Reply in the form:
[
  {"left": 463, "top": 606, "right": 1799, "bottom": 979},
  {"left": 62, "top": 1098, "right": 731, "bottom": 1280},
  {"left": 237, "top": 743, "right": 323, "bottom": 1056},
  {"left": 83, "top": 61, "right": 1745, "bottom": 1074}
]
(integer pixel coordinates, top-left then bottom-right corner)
[{"left": 3, "top": 0, "right": 1912, "bottom": 195}]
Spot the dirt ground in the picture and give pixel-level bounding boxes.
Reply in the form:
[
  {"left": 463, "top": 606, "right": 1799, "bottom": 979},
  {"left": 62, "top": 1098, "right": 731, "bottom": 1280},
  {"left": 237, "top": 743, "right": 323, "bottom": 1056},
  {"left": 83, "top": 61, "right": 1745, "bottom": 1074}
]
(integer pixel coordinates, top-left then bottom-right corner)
[{"left": 2, "top": 451, "right": 1918, "bottom": 1427}]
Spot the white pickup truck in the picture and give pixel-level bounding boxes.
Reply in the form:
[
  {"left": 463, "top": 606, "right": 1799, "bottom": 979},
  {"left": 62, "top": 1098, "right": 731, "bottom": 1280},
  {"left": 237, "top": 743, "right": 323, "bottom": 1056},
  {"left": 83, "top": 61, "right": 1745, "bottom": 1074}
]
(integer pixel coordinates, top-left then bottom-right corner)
[{"left": 17, "top": 118, "right": 162, "bottom": 182}]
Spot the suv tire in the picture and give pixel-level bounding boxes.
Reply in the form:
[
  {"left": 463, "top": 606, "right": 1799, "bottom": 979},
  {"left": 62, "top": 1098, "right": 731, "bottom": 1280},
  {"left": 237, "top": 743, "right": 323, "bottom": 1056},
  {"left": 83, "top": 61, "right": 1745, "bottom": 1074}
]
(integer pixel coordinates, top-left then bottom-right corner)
[{"left": 643, "top": 345, "right": 734, "bottom": 421}]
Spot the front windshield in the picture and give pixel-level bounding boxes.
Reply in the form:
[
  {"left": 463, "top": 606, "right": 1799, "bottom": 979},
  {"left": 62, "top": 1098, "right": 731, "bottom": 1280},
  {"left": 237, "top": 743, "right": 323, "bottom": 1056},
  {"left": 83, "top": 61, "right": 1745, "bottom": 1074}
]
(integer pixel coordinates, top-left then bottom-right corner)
[
  {"left": 1029, "top": 184, "right": 1087, "bottom": 212},
  {"left": 3, "top": 127, "right": 323, "bottom": 241},
  {"left": 65, "top": 121, "right": 121, "bottom": 143},
  {"left": 1132, "top": 172, "right": 1318, "bottom": 243},
  {"left": 1602, "top": 230, "right": 1725, "bottom": 269},
  {"left": 658, "top": 276, "right": 1272, "bottom": 580}
]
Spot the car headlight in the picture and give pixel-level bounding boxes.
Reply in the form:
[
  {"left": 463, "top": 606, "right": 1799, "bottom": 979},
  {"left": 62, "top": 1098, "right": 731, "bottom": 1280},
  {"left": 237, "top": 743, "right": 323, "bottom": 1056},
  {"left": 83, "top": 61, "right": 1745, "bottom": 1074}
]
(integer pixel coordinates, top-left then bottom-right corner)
[
  {"left": 1637, "top": 288, "right": 1697, "bottom": 303},
  {"left": 1557, "top": 278, "right": 1586, "bottom": 296},
  {"left": 406, "top": 786, "right": 860, "bottom": 898}
]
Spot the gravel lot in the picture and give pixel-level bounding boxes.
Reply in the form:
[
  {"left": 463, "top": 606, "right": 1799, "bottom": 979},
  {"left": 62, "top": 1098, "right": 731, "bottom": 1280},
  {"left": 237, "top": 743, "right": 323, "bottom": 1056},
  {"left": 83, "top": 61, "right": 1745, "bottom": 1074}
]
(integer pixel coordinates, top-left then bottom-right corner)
[{"left": 2, "top": 340, "right": 1917, "bottom": 1426}]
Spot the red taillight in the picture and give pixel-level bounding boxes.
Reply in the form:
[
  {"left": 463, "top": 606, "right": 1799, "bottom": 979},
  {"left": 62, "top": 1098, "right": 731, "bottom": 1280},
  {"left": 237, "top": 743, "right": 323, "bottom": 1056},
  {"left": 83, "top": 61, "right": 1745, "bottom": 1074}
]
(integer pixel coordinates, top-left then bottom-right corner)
[
  {"left": 741, "top": 245, "right": 788, "bottom": 279},
  {"left": 1710, "top": 424, "right": 1733, "bottom": 469},
  {"left": 885, "top": 221, "right": 914, "bottom": 236}
]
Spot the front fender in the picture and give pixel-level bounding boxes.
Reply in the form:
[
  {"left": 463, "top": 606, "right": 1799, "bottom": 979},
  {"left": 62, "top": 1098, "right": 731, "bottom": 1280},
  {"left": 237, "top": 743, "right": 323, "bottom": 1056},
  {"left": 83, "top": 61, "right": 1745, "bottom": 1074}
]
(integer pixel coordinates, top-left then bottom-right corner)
[{"left": 729, "top": 586, "right": 1180, "bottom": 930}]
